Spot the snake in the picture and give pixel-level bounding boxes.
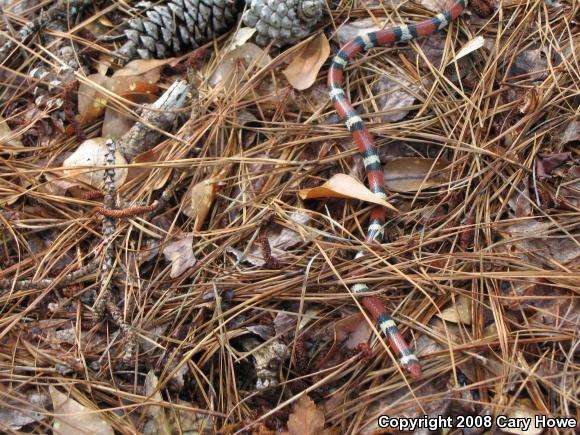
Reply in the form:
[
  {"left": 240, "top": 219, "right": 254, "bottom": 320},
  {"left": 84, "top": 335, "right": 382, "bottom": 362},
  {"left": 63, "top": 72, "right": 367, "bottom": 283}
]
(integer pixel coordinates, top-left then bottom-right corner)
[{"left": 327, "top": 0, "right": 468, "bottom": 379}]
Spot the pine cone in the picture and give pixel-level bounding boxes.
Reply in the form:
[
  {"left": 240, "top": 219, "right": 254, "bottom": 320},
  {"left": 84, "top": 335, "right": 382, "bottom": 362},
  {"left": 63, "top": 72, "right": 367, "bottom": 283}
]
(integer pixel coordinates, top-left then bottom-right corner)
[
  {"left": 242, "top": 0, "right": 324, "bottom": 46},
  {"left": 118, "top": 0, "right": 245, "bottom": 59}
]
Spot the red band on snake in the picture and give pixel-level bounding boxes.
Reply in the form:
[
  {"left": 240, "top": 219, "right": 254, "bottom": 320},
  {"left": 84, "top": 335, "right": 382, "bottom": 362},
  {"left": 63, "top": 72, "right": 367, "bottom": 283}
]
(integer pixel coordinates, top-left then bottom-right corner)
[{"left": 328, "top": 0, "right": 468, "bottom": 380}]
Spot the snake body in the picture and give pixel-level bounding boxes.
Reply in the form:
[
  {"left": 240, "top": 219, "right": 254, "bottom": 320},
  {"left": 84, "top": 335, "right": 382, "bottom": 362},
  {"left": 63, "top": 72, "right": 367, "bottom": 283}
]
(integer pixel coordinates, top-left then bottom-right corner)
[{"left": 328, "top": 0, "right": 468, "bottom": 379}]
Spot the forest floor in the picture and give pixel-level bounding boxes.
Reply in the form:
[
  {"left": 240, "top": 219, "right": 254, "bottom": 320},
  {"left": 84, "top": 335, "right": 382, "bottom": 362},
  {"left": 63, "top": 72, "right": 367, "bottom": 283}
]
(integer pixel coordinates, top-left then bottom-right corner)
[{"left": 0, "top": 0, "right": 578, "bottom": 433}]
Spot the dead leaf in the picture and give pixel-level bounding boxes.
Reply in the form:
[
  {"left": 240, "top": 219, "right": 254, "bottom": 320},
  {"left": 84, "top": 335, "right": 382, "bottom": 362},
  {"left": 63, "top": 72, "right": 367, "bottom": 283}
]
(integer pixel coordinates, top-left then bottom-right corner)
[
  {"left": 182, "top": 178, "right": 218, "bottom": 230},
  {"left": 299, "top": 173, "right": 397, "bottom": 210},
  {"left": 143, "top": 371, "right": 172, "bottom": 435},
  {"left": 241, "top": 337, "right": 289, "bottom": 390},
  {"left": 78, "top": 73, "right": 111, "bottom": 123},
  {"left": 283, "top": 34, "right": 330, "bottom": 91},
  {"left": 560, "top": 119, "right": 579, "bottom": 145},
  {"left": 209, "top": 43, "right": 272, "bottom": 88},
  {"left": 536, "top": 152, "right": 571, "bottom": 179},
  {"left": 334, "top": 313, "right": 372, "bottom": 349},
  {"left": 63, "top": 137, "right": 128, "bottom": 188},
  {"left": 452, "top": 36, "right": 485, "bottom": 62},
  {"left": 287, "top": 395, "right": 325, "bottom": 435},
  {"left": 510, "top": 49, "right": 548, "bottom": 81},
  {"left": 504, "top": 219, "right": 580, "bottom": 266},
  {"left": 102, "top": 93, "right": 158, "bottom": 139},
  {"left": 501, "top": 401, "right": 543, "bottom": 435},
  {"left": 227, "top": 212, "right": 310, "bottom": 267},
  {"left": 49, "top": 386, "right": 114, "bottom": 435},
  {"left": 384, "top": 158, "right": 450, "bottom": 192},
  {"left": 229, "top": 27, "right": 257, "bottom": 51},
  {"left": 519, "top": 88, "right": 541, "bottom": 115},
  {"left": 437, "top": 295, "right": 472, "bottom": 324},
  {"left": 112, "top": 58, "right": 177, "bottom": 78},
  {"left": 0, "top": 391, "right": 49, "bottom": 430},
  {"left": 0, "top": 114, "right": 23, "bottom": 151},
  {"left": 415, "top": 0, "right": 449, "bottom": 12},
  {"left": 162, "top": 235, "right": 196, "bottom": 278},
  {"left": 372, "top": 72, "right": 420, "bottom": 123}
]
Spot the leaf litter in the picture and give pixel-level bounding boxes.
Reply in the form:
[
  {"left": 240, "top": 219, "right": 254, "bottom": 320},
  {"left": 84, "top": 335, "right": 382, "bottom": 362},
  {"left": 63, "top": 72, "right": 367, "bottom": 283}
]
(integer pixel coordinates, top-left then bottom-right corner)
[{"left": 0, "top": 0, "right": 577, "bottom": 433}]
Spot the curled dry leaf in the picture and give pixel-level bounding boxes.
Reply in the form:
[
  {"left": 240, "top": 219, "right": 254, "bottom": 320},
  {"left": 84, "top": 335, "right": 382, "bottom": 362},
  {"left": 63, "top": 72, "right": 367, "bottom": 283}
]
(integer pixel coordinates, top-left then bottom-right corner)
[
  {"left": 384, "top": 158, "right": 450, "bottom": 192},
  {"left": 80, "top": 59, "right": 171, "bottom": 131},
  {"left": 182, "top": 178, "right": 218, "bottom": 231},
  {"left": 0, "top": 114, "right": 23, "bottom": 151},
  {"left": 229, "top": 27, "right": 257, "bottom": 51},
  {"left": 282, "top": 33, "right": 330, "bottom": 91},
  {"left": 162, "top": 235, "right": 196, "bottom": 278},
  {"left": 452, "top": 35, "right": 485, "bottom": 62},
  {"left": 436, "top": 295, "right": 472, "bottom": 325},
  {"left": 299, "top": 173, "right": 398, "bottom": 211},
  {"left": 49, "top": 386, "right": 114, "bottom": 435},
  {"left": 501, "top": 400, "right": 543, "bottom": 435},
  {"left": 78, "top": 73, "right": 111, "bottom": 123},
  {"left": 209, "top": 43, "right": 272, "bottom": 88},
  {"left": 287, "top": 395, "right": 325, "bottom": 435},
  {"left": 143, "top": 371, "right": 172, "bottom": 435},
  {"left": 227, "top": 211, "right": 309, "bottom": 267},
  {"left": 241, "top": 337, "right": 289, "bottom": 390},
  {"left": 63, "top": 137, "right": 128, "bottom": 188}
]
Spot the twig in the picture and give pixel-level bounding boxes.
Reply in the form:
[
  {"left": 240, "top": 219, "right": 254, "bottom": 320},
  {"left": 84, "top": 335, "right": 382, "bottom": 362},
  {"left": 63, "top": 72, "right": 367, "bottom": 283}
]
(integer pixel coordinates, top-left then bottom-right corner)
[
  {"left": 93, "top": 138, "right": 118, "bottom": 319},
  {"left": 0, "top": 259, "right": 98, "bottom": 293}
]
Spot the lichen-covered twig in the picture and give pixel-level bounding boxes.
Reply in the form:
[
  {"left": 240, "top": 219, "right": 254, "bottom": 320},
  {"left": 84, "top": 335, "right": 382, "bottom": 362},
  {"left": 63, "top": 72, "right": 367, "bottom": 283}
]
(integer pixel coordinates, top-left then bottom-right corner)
[
  {"left": 93, "top": 138, "right": 137, "bottom": 365},
  {"left": 93, "top": 138, "right": 118, "bottom": 319},
  {"left": 0, "top": 259, "right": 98, "bottom": 293}
]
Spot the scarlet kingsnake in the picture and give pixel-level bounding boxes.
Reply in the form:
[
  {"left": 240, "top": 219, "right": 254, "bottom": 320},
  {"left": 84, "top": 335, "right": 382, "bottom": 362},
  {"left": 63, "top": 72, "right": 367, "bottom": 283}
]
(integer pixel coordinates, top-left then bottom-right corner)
[{"left": 328, "top": 0, "right": 468, "bottom": 379}]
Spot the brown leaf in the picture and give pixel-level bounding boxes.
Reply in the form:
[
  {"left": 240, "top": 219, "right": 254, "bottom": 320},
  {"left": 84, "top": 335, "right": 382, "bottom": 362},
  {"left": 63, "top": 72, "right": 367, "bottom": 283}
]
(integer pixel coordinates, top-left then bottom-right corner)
[
  {"left": 436, "top": 295, "right": 472, "bottom": 325},
  {"left": 299, "top": 173, "right": 398, "bottom": 211},
  {"left": 519, "top": 88, "right": 541, "bottom": 114},
  {"left": 282, "top": 34, "right": 330, "bottom": 91},
  {"left": 209, "top": 43, "right": 272, "bottom": 88},
  {"left": 372, "top": 71, "right": 419, "bottom": 123},
  {"left": 334, "top": 313, "right": 372, "bottom": 349},
  {"left": 78, "top": 74, "right": 111, "bottom": 123},
  {"left": 102, "top": 93, "right": 158, "bottom": 139},
  {"left": 183, "top": 179, "right": 218, "bottom": 231},
  {"left": 0, "top": 114, "right": 23, "bottom": 151},
  {"left": 504, "top": 219, "right": 580, "bottom": 266},
  {"left": 227, "top": 212, "right": 310, "bottom": 267},
  {"left": 143, "top": 371, "right": 172, "bottom": 435},
  {"left": 536, "top": 152, "right": 571, "bottom": 179},
  {"left": 162, "top": 235, "right": 196, "bottom": 278},
  {"left": 452, "top": 36, "right": 486, "bottom": 62},
  {"left": 287, "top": 395, "right": 325, "bottom": 435},
  {"left": 62, "top": 137, "right": 128, "bottom": 188},
  {"left": 112, "top": 58, "right": 178, "bottom": 78},
  {"left": 49, "top": 386, "right": 114, "bottom": 435},
  {"left": 384, "top": 158, "right": 450, "bottom": 192}
]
